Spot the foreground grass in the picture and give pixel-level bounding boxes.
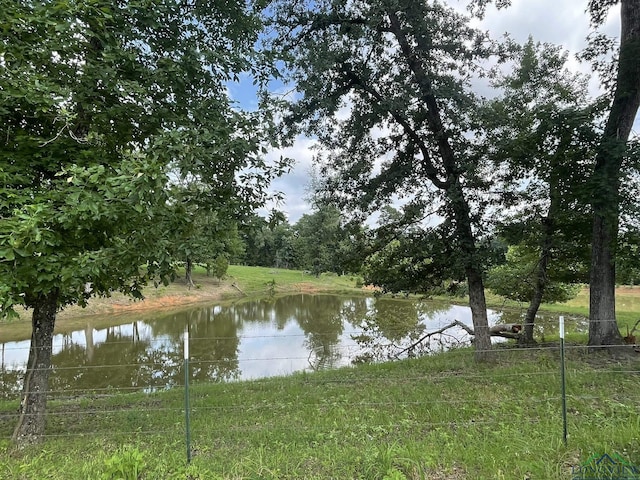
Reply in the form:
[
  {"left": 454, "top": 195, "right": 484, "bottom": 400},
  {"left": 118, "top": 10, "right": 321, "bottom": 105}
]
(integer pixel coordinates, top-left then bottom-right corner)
[{"left": 1, "top": 346, "right": 639, "bottom": 479}]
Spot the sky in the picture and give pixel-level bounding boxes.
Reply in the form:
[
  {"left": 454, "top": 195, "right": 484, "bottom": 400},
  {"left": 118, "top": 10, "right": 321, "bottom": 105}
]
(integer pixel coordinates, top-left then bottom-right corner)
[{"left": 229, "top": 0, "right": 623, "bottom": 223}]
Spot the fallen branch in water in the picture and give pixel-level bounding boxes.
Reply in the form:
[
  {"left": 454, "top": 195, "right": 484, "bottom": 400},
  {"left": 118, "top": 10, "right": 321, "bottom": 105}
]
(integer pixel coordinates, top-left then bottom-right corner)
[{"left": 394, "top": 320, "right": 522, "bottom": 358}]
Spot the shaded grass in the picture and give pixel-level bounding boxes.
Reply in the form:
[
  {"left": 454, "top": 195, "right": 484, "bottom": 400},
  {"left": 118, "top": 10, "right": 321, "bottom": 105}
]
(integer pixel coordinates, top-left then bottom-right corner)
[
  {"left": 1, "top": 346, "right": 639, "bottom": 479},
  {"left": 479, "top": 286, "right": 639, "bottom": 332}
]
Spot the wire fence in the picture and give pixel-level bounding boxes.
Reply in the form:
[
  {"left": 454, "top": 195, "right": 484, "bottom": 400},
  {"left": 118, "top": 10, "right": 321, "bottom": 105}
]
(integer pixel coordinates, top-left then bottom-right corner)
[{"left": 1, "top": 326, "right": 639, "bottom": 451}]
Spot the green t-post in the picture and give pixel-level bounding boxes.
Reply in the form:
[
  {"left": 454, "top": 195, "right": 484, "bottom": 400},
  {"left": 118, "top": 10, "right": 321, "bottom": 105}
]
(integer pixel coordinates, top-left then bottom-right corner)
[
  {"left": 559, "top": 315, "right": 567, "bottom": 446},
  {"left": 184, "top": 324, "right": 192, "bottom": 463}
]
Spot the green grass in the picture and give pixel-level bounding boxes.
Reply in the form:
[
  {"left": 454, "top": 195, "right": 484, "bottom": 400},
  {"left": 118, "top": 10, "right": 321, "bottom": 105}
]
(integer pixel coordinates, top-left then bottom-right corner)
[
  {"left": 470, "top": 285, "right": 639, "bottom": 333},
  {"left": 1, "top": 347, "right": 639, "bottom": 479},
  {"left": 1, "top": 268, "right": 639, "bottom": 478},
  {"left": 225, "top": 265, "right": 363, "bottom": 297}
]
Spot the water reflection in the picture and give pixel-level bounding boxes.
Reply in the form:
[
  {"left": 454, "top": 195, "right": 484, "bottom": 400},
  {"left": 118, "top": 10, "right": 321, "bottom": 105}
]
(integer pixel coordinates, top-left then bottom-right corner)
[
  {"left": 0, "top": 295, "right": 364, "bottom": 399},
  {"left": 0, "top": 294, "right": 584, "bottom": 399}
]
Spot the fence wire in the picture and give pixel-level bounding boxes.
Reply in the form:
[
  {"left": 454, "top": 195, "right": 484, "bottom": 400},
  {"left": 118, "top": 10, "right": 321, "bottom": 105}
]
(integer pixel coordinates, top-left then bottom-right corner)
[{"left": 1, "top": 344, "right": 639, "bottom": 444}]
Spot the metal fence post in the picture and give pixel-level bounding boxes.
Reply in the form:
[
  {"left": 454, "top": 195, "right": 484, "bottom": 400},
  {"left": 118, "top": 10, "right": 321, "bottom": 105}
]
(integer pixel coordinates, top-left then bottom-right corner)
[
  {"left": 559, "top": 315, "right": 568, "bottom": 446},
  {"left": 184, "top": 323, "right": 192, "bottom": 463}
]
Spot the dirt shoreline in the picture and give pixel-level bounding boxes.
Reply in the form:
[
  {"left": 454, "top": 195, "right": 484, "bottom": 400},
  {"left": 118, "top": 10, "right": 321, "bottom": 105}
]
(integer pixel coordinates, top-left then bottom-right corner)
[
  {"left": 7, "top": 274, "right": 347, "bottom": 326},
  {"left": 4, "top": 278, "right": 236, "bottom": 326}
]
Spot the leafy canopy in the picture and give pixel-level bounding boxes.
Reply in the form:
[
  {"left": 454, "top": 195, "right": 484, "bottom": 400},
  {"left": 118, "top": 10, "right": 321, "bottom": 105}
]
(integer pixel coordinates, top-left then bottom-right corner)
[{"left": 0, "top": 0, "right": 280, "bottom": 318}]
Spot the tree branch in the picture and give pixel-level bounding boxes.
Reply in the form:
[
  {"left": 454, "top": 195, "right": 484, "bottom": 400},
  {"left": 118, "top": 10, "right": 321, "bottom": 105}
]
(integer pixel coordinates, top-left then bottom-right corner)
[
  {"left": 394, "top": 320, "right": 522, "bottom": 358},
  {"left": 386, "top": 9, "right": 460, "bottom": 177},
  {"left": 341, "top": 67, "right": 449, "bottom": 189}
]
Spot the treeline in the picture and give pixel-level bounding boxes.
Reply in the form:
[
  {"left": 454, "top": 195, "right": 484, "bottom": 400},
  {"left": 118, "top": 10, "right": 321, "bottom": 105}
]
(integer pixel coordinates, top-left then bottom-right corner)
[{"left": 232, "top": 204, "right": 640, "bottom": 290}]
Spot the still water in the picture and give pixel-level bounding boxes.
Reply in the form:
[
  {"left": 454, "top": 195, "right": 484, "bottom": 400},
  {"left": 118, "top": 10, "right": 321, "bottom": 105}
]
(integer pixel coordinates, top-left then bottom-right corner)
[{"left": 0, "top": 294, "right": 574, "bottom": 398}]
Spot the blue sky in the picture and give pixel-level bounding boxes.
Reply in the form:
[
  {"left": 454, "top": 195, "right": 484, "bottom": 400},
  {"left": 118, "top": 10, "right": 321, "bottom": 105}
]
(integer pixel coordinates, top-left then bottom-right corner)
[{"left": 228, "top": 0, "right": 627, "bottom": 223}]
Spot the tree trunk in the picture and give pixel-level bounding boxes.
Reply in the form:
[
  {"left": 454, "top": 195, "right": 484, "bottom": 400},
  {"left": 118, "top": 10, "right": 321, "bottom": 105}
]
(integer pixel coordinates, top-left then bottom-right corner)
[
  {"left": 590, "top": 211, "right": 623, "bottom": 345},
  {"left": 589, "top": 0, "right": 640, "bottom": 346},
  {"left": 449, "top": 180, "right": 492, "bottom": 361},
  {"left": 522, "top": 241, "right": 550, "bottom": 345},
  {"left": 522, "top": 174, "right": 559, "bottom": 344},
  {"left": 383, "top": 11, "right": 492, "bottom": 361},
  {"left": 185, "top": 257, "right": 194, "bottom": 289},
  {"left": 12, "top": 291, "right": 58, "bottom": 446},
  {"left": 466, "top": 267, "right": 492, "bottom": 360}
]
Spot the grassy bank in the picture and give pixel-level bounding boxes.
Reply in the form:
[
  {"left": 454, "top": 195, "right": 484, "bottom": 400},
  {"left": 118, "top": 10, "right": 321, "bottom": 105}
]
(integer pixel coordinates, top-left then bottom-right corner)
[
  {"left": 20, "top": 265, "right": 361, "bottom": 319},
  {"left": 482, "top": 285, "right": 640, "bottom": 333},
  {"left": 1, "top": 346, "right": 639, "bottom": 479}
]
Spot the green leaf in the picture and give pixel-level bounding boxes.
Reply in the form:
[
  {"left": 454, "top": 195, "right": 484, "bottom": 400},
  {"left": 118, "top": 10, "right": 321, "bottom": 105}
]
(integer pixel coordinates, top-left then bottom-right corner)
[{"left": 0, "top": 249, "right": 15, "bottom": 261}]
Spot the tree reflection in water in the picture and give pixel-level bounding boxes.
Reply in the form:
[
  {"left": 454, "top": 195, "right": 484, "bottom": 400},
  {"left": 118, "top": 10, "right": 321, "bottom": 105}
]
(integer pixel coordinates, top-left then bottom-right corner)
[
  {"left": 0, "top": 294, "right": 519, "bottom": 399},
  {"left": 352, "top": 299, "right": 488, "bottom": 362}
]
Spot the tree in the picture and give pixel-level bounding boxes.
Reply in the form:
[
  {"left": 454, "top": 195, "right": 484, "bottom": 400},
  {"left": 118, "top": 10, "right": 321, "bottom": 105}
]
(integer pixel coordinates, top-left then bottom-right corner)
[
  {"left": 238, "top": 215, "right": 271, "bottom": 266},
  {"left": 237, "top": 213, "right": 298, "bottom": 268},
  {"left": 362, "top": 206, "right": 463, "bottom": 295},
  {"left": 293, "top": 203, "right": 354, "bottom": 275},
  {"left": 486, "top": 245, "right": 580, "bottom": 304},
  {"left": 616, "top": 209, "right": 640, "bottom": 285},
  {"left": 269, "top": 0, "right": 500, "bottom": 359},
  {"left": 0, "top": 0, "right": 278, "bottom": 445},
  {"left": 167, "top": 181, "right": 243, "bottom": 288},
  {"left": 482, "top": 39, "right": 599, "bottom": 343},
  {"left": 586, "top": 0, "right": 640, "bottom": 346}
]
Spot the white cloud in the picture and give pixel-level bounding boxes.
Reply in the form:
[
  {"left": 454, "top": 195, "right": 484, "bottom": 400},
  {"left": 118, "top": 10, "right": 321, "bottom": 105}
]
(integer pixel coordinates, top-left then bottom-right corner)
[
  {"left": 478, "top": 0, "right": 589, "bottom": 49},
  {"left": 261, "top": 136, "right": 318, "bottom": 222}
]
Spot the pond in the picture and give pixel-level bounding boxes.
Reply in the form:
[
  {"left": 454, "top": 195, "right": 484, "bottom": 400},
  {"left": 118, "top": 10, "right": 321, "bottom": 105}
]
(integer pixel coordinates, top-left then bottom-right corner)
[{"left": 0, "top": 294, "right": 582, "bottom": 399}]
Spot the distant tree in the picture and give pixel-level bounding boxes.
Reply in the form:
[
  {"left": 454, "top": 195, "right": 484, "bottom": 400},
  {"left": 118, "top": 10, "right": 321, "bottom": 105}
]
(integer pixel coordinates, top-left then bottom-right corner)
[
  {"left": 482, "top": 39, "right": 599, "bottom": 342},
  {"left": 168, "top": 181, "right": 243, "bottom": 288},
  {"left": 267, "top": 209, "right": 288, "bottom": 230},
  {"left": 238, "top": 214, "right": 298, "bottom": 268},
  {"left": 486, "top": 245, "right": 580, "bottom": 304},
  {"left": 209, "top": 255, "right": 230, "bottom": 281},
  {"left": 293, "top": 204, "right": 353, "bottom": 275},
  {"left": 238, "top": 215, "right": 270, "bottom": 266}
]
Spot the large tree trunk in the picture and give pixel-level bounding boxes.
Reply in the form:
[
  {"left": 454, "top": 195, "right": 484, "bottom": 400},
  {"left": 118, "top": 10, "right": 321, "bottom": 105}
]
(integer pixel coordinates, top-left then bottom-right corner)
[
  {"left": 449, "top": 180, "right": 492, "bottom": 361},
  {"left": 466, "top": 268, "right": 492, "bottom": 360},
  {"left": 589, "top": 0, "right": 640, "bottom": 346},
  {"left": 12, "top": 291, "right": 58, "bottom": 446},
  {"left": 590, "top": 215, "right": 622, "bottom": 345}
]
